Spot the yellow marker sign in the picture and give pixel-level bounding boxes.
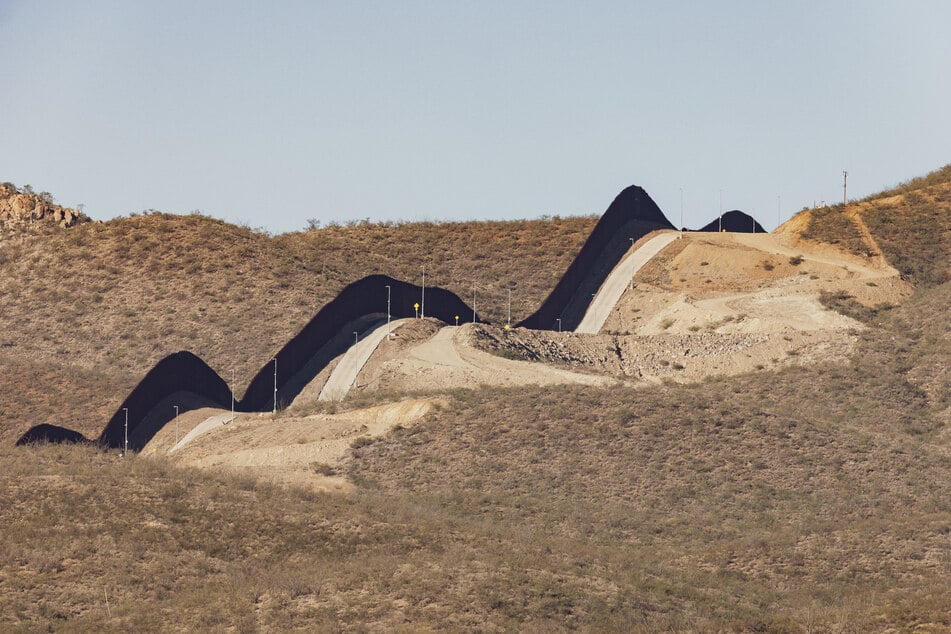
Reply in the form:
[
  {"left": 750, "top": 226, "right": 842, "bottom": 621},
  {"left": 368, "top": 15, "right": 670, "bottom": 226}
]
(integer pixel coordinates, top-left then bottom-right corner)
[
  {"left": 504, "top": 323, "right": 511, "bottom": 330},
  {"left": 414, "top": 303, "right": 419, "bottom": 310}
]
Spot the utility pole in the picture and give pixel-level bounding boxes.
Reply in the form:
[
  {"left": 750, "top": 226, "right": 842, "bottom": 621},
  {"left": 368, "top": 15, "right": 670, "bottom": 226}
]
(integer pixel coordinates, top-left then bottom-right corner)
[
  {"left": 472, "top": 286, "right": 476, "bottom": 324},
  {"left": 507, "top": 289, "right": 512, "bottom": 328},
  {"left": 843, "top": 170, "right": 848, "bottom": 204},
  {"left": 679, "top": 188, "right": 684, "bottom": 238},
  {"left": 421, "top": 266, "right": 426, "bottom": 319},
  {"left": 173, "top": 405, "right": 179, "bottom": 445},
  {"left": 629, "top": 238, "right": 635, "bottom": 290},
  {"left": 272, "top": 357, "right": 278, "bottom": 414},
  {"left": 122, "top": 407, "right": 128, "bottom": 457},
  {"left": 718, "top": 189, "right": 723, "bottom": 233},
  {"left": 385, "top": 285, "right": 391, "bottom": 334}
]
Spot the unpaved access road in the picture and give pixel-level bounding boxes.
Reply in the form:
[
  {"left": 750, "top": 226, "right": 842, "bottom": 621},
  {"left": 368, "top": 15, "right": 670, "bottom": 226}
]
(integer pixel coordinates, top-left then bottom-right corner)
[
  {"left": 576, "top": 231, "right": 680, "bottom": 334},
  {"left": 352, "top": 324, "right": 615, "bottom": 396},
  {"left": 318, "top": 319, "right": 408, "bottom": 401},
  {"left": 144, "top": 399, "right": 440, "bottom": 491}
]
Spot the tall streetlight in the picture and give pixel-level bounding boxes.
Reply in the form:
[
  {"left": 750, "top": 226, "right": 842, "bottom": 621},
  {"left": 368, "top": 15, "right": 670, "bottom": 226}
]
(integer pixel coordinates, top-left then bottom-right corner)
[
  {"left": 420, "top": 266, "right": 426, "bottom": 319},
  {"left": 385, "top": 284, "right": 391, "bottom": 333},
  {"left": 122, "top": 407, "right": 128, "bottom": 457},
  {"left": 556, "top": 318, "right": 562, "bottom": 333},
  {"left": 718, "top": 189, "right": 723, "bottom": 233},
  {"left": 629, "top": 238, "right": 635, "bottom": 290},
  {"left": 472, "top": 286, "right": 477, "bottom": 324},
  {"left": 679, "top": 188, "right": 684, "bottom": 238},
  {"left": 272, "top": 357, "right": 278, "bottom": 415},
  {"left": 173, "top": 405, "right": 179, "bottom": 445},
  {"left": 353, "top": 331, "right": 358, "bottom": 344},
  {"left": 507, "top": 289, "right": 512, "bottom": 328}
]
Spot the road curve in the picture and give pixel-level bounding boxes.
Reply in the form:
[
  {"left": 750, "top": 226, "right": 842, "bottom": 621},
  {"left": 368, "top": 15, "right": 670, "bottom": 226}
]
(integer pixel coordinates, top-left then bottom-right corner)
[
  {"left": 575, "top": 231, "right": 680, "bottom": 334},
  {"left": 318, "top": 319, "right": 407, "bottom": 401}
]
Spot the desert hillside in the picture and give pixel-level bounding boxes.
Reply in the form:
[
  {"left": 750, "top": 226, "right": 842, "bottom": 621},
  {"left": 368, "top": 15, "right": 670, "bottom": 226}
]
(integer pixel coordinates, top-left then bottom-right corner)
[
  {"left": 2, "top": 166, "right": 950, "bottom": 630},
  {"left": 0, "top": 208, "right": 596, "bottom": 442}
]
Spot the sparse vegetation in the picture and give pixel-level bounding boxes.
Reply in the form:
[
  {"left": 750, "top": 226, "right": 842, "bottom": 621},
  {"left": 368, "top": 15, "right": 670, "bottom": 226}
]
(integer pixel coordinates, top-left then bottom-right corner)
[
  {"left": 819, "top": 290, "right": 896, "bottom": 324},
  {"left": 0, "top": 212, "right": 596, "bottom": 441},
  {"left": 801, "top": 203, "right": 869, "bottom": 256},
  {"left": 2, "top": 168, "right": 951, "bottom": 630}
]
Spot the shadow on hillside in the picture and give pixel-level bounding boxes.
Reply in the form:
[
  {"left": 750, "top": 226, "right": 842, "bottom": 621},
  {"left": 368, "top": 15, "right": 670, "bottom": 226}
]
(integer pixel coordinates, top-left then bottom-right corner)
[
  {"left": 518, "top": 186, "right": 675, "bottom": 331},
  {"left": 695, "top": 210, "right": 766, "bottom": 233},
  {"left": 13, "top": 186, "right": 770, "bottom": 451},
  {"left": 15, "top": 424, "right": 89, "bottom": 446},
  {"left": 18, "top": 276, "right": 482, "bottom": 452}
]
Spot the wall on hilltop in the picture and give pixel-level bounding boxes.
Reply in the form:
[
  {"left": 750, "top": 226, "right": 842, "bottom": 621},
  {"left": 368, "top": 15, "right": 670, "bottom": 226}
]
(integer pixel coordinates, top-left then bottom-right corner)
[
  {"left": 518, "top": 186, "right": 674, "bottom": 331},
  {"left": 240, "top": 274, "right": 480, "bottom": 411},
  {"left": 60, "top": 276, "right": 480, "bottom": 449},
  {"left": 97, "top": 351, "right": 232, "bottom": 451},
  {"left": 695, "top": 210, "right": 766, "bottom": 233}
]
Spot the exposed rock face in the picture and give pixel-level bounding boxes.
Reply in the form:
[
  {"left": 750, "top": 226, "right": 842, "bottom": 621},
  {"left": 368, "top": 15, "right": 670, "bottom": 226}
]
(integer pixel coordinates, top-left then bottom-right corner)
[{"left": 0, "top": 183, "right": 90, "bottom": 236}]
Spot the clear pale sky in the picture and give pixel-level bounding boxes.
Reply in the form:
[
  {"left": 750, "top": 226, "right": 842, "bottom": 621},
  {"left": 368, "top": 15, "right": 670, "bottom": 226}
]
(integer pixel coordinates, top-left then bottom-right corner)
[{"left": 2, "top": 1, "right": 949, "bottom": 233}]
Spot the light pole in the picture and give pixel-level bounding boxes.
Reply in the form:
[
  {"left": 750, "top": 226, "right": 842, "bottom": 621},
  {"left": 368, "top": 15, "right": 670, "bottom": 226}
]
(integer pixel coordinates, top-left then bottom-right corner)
[
  {"left": 679, "top": 187, "right": 684, "bottom": 238},
  {"left": 629, "top": 238, "right": 635, "bottom": 290},
  {"left": 421, "top": 266, "right": 426, "bottom": 319},
  {"left": 230, "top": 369, "right": 235, "bottom": 423},
  {"left": 122, "top": 407, "right": 128, "bottom": 457},
  {"left": 507, "top": 289, "right": 512, "bottom": 328},
  {"left": 385, "top": 284, "right": 391, "bottom": 333},
  {"left": 557, "top": 318, "right": 562, "bottom": 333},
  {"left": 353, "top": 331, "right": 358, "bottom": 345},
  {"left": 272, "top": 357, "right": 277, "bottom": 415},
  {"left": 173, "top": 405, "right": 179, "bottom": 445},
  {"left": 472, "top": 286, "right": 476, "bottom": 324},
  {"left": 718, "top": 189, "right": 723, "bottom": 233},
  {"left": 843, "top": 170, "right": 848, "bottom": 204}
]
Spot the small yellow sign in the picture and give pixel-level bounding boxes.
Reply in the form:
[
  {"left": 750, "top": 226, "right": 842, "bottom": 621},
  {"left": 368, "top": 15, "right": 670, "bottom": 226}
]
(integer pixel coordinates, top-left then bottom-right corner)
[{"left": 414, "top": 302, "right": 419, "bottom": 310}]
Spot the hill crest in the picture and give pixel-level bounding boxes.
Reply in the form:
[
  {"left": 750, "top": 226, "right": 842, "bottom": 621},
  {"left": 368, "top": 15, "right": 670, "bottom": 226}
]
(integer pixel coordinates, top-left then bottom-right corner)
[{"left": 0, "top": 182, "right": 90, "bottom": 236}]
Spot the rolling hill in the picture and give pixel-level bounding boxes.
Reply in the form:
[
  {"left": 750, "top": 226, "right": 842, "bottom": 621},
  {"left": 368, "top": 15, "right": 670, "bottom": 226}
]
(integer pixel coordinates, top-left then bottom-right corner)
[{"left": 2, "top": 166, "right": 950, "bottom": 630}]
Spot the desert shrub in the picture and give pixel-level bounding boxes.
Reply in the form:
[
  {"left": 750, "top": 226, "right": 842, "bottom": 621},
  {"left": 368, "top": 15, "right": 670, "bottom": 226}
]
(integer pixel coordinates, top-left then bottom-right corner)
[{"left": 802, "top": 205, "right": 868, "bottom": 256}]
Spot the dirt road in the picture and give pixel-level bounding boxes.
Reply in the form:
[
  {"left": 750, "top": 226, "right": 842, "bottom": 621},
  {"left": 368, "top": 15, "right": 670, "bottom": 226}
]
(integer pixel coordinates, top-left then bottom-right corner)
[
  {"left": 318, "top": 319, "right": 407, "bottom": 401},
  {"left": 576, "top": 231, "right": 679, "bottom": 333}
]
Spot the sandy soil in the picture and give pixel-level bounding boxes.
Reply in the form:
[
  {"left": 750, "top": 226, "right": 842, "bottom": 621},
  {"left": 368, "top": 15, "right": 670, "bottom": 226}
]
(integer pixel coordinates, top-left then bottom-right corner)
[
  {"left": 142, "top": 398, "right": 441, "bottom": 492},
  {"left": 351, "top": 324, "right": 615, "bottom": 396},
  {"left": 141, "top": 227, "right": 913, "bottom": 490}
]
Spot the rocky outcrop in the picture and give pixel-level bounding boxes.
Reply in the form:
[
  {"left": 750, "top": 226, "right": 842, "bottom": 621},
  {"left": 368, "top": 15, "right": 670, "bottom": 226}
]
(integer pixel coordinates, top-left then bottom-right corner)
[{"left": 0, "top": 182, "right": 89, "bottom": 235}]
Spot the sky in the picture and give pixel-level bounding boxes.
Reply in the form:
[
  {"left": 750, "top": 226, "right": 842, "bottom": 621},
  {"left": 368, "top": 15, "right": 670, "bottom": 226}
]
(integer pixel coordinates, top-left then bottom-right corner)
[{"left": 2, "top": 1, "right": 949, "bottom": 234}]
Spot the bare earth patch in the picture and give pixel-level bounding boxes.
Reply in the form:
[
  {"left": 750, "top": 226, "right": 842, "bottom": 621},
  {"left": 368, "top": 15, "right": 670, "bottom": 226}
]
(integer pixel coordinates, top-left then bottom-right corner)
[{"left": 142, "top": 398, "right": 442, "bottom": 491}]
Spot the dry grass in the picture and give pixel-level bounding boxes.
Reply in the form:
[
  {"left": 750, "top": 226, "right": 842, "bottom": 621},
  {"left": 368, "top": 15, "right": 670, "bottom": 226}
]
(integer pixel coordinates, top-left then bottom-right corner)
[
  {"left": 0, "top": 212, "right": 596, "bottom": 440},
  {"left": 2, "top": 171, "right": 951, "bottom": 629},
  {"left": 5, "top": 290, "right": 948, "bottom": 630},
  {"left": 800, "top": 204, "right": 869, "bottom": 257},
  {"left": 862, "top": 185, "right": 951, "bottom": 287},
  {"left": 348, "top": 344, "right": 949, "bottom": 631}
]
